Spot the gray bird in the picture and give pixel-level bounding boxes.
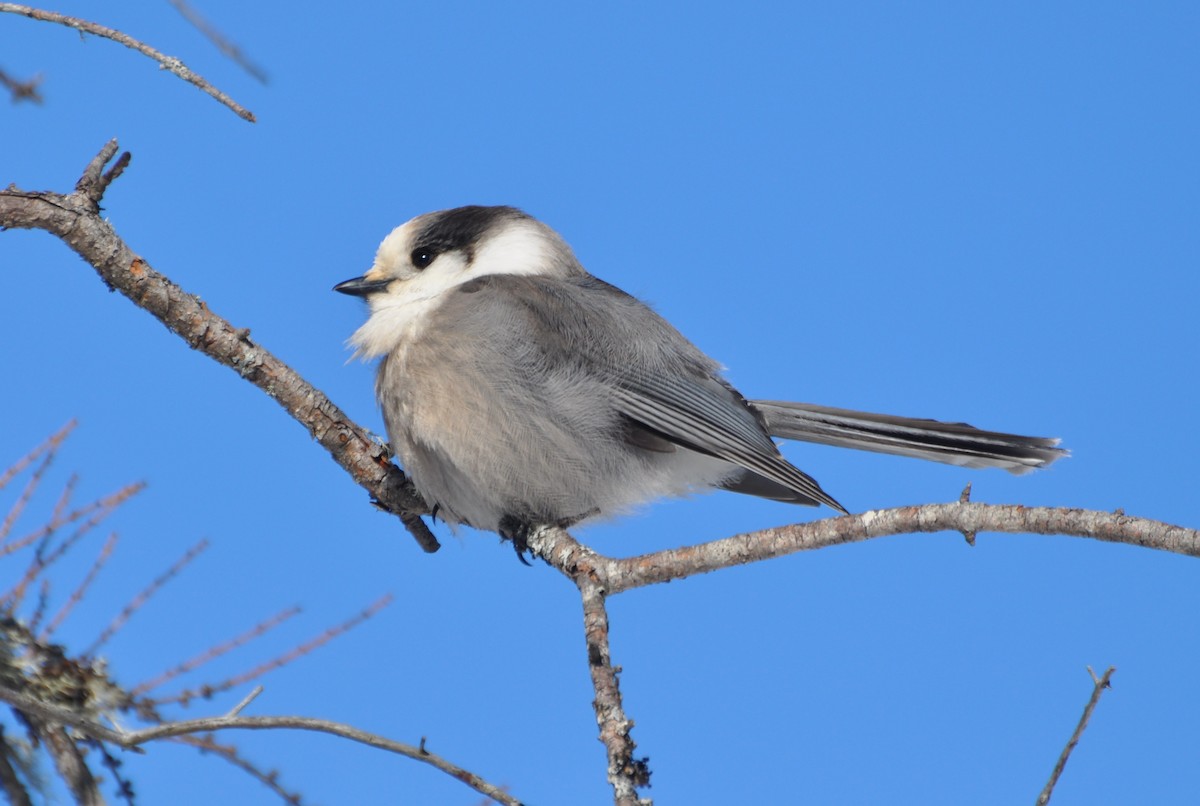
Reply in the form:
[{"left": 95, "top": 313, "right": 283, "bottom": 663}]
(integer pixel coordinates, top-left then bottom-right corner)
[{"left": 335, "top": 206, "right": 1064, "bottom": 552}]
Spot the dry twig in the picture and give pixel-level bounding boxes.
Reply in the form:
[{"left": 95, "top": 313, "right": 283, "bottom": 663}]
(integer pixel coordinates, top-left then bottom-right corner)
[
  {"left": 84, "top": 539, "right": 210, "bottom": 656},
  {"left": 41, "top": 532, "right": 120, "bottom": 639},
  {"left": 151, "top": 595, "right": 393, "bottom": 706},
  {"left": 0, "top": 3, "right": 255, "bottom": 121},
  {"left": 172, "top": 733, "right": 302, "bottom": 804},
  {"left": 132, "top": 607, "right": 302, "bottom": 696},
  {"left": 1036, "top": 666, "right": 1117, "bottom": 805},
  {"left": 0, "top": 421, "right": 74, "bottom": 543},
  {"left": 168, "top": 0, "right": 268, "bottom": 84}
]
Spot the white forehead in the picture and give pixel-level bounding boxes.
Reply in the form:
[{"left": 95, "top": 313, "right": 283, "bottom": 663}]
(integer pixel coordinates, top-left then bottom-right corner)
[{"left": 372, "top": 218, "right": 421, "bottom": 274}]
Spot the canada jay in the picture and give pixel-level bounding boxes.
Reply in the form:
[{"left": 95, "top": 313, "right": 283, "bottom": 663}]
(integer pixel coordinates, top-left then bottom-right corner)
[{"left": 335, "top": 206, "right": 1064, "bottom": 548}]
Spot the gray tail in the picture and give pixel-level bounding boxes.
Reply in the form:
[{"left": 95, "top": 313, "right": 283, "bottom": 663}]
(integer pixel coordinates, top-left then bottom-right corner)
[{"left": 751, "top": 401, "right": 1066, "bottom": 474}]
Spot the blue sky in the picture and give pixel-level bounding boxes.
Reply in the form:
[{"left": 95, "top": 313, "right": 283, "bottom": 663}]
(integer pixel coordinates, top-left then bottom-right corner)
[{"left": 2, "top": 2, "right": 1198, "bottom": 803}]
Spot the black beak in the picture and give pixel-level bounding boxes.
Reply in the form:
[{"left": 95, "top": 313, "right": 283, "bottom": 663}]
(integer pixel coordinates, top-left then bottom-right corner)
[{"left": 333, "top": 276, "right": 392, "bottom": 297}]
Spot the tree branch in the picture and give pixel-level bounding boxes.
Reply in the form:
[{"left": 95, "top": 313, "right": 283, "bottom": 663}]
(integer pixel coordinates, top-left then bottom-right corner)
[
  {"left": 576, "top": 572, "right": 650, "bottom": 806},
  {"left": 1036, "top": 666, "right": 1116, "bottom": 805},
  {"left": 0, "top": 726, "right": 33, "bottom": 806},
  {"left": 168, "top": 0, "right": 268, "bottom": 85},
  {"left": 39, "top": 721, "right": 104, "bottom": 805},
  {"left": 0, "top": 141, "right": 439, "bottom": 552},
  {"left": 0, "top": 3, "right": 255, "bottom": 122},
  {"left": 527, "top": 504, "right": 1195, "bottom": 804},
  {"left": 0, "top": 684, "right": 521, "bottom": 806},
  {"left": 603, "top": 503, "right": 1198, "bottom": 593}
]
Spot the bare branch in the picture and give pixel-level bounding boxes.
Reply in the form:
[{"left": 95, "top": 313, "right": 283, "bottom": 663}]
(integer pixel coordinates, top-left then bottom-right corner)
[
  {"left": 590, "top": 503, "right": 1199, "bottom": 594},
  {"left": 0, "top": 420, "right": 75, "bottom": 492},
  {"left": 0, "top": 726, "right": 33, "bottom": 806},
  {"left": 0, "top": 142, "right": 439, "bottom": 552},
  {"left": 0, "top": 421, "right": 74, "bottom": 543},
  {"left": 40, "top": 722, "right": 104, "bottom": 806},
  {"left": 0, "top": 3, "right": 255, "bottom": 121},
  {"left": 90, "top": 739, "right": 135, "bottom": 805},
  {"left": 0, "top": 685, "right": 522, "bottom": 806},
  {"left": 576, "top": 573, "right": 650, "bottom": 806},
  {"left": 153, "top": 595, "right": 393, "bottom": 706},
  {"left": 525, "top": 504, "right": 1195, "bottom": 805},
  {"left": 168, "top": 0, "right": 269, "bottom": 84},
  {"left": 41, "top": 532, "right": 119, "bottom": 639},
  {"left": 170, "top": 734, "right": 302, "bottom": 805},
  {"left": 2, "top": 482, "right": 144, "bottom": 560},
  {"left": 132, "top": 606, "right": 302, "bottom": 696},
  {"left": 27, "top": 578, "right": 51, "bottom": 634},
  {"left": 3, "top": 484, "right": 145, "bottom": 611},
  {"left": 1036, "top": 666, "right": 1117, "bottom": 805},
  {"left": 75, "top": 142, "right": 130, "bottom": 208},
  {"left": 84, "top": 539, "right": 210, "bottom": 656},
  {"left": 225, "top": 685, "right": 264, "bottom": 718}
]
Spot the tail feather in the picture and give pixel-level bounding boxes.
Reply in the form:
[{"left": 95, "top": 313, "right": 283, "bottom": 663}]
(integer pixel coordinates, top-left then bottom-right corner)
[{"left": 751, "top": 401, "right": 1066, "bottom": 475}]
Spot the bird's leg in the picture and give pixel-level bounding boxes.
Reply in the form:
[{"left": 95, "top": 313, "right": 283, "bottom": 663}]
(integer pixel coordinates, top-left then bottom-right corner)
[
  {"left": 498, "top": 509, "right": 599, "bottom": 565},
  {"left": 498, "top": 514, "right": 535, "bottom": 566}
]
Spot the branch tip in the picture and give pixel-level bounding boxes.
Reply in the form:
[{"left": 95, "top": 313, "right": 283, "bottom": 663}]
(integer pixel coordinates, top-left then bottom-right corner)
[
  {"left": 0, "top": 4, "right": 256, "bottom": 121},
  {"left": 104, "top": 151, "right": 132, "bottom": 189},
  {"left": 1036, "top": 666, "right": 1117, "bottom": 805},
  {"left": 401, "top": 513, "right": 440, "bottom": 553},
  {"left": 75, "top": 140, "right": 129, "bottom": 207},
  {"left": 225, "top": 685, "right": 264, "bottom": 717}
]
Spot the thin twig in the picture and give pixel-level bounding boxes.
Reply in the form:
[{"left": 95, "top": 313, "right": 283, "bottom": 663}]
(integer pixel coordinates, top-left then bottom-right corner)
[
  {"left": 0, "top": 3, "right": 255, "bottom": 121},
  {"left": 132, "top": 606, "right": 302, "bottom": 695},
  {"left": 0, "top": 420, "right": 75, "bottom": 492},
  {"left": 3, "top": 484, "right": 144, "bottom": 610},
  {"left": 168, "top": 0, "right": 268, "bottom": 84},
  {"left": 1036, "top": 666, "right": 1116, "bottom": 805},
  {"left": 0, "top": 726, "right": 33, "bottom": 806},
  {"left": 27, "top": 579, "right": 51, "bottom": 634},
  {"left": 2, "top": 482, "right": 144, "bottom": 559},
  {"left": 0, "top": 438, "right": 60, "bottom": 543},
  {"left": 225, "top": 685, "right": 264, "bottom": 718},
  {"left": 171, "top": 734, "right": 302, "bottom": 805},
  {"left": 85, "top": 539, "right": 210, "bottom": 656},
  {"left": 154, "top": 595, "right": 392, "bottom": 706},
  {"left": 89, "top": 739, "right": 135, "bottom": 805},
  {"left": 47, "top": 473, "right": 79, "bottom": 531},
  {"left": 41, "top": 532, "right": 119, "bottom": 639}
]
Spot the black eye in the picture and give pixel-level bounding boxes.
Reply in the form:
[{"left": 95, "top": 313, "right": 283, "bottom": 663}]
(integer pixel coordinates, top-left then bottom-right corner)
[{"left": 411, "top": 249, "right": 436, "bottom": 269}]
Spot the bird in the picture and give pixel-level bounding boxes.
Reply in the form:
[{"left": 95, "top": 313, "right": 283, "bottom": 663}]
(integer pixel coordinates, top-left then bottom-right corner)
[{"left": 335, "top": 205, "right": 1064, "bottom": 553}]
